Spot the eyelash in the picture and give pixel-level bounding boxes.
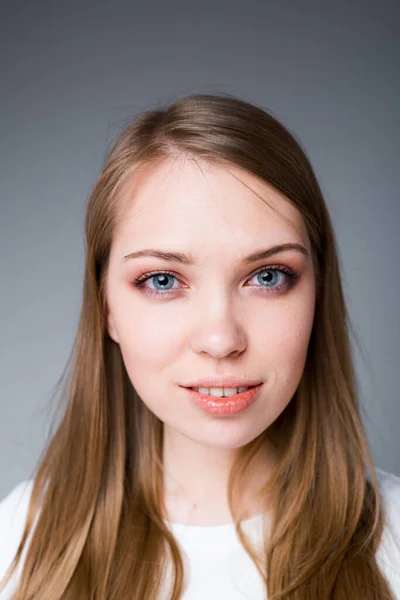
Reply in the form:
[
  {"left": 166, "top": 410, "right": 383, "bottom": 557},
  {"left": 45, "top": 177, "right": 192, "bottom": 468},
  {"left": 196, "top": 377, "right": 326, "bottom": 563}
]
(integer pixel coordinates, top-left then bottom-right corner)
[{"left": 131, "top": 264, "right": 300, "bottom": 299}]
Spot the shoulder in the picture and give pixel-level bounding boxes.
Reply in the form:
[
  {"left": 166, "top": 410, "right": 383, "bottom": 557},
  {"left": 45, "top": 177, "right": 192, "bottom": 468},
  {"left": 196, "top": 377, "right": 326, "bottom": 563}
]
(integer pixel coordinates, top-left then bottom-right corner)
[
  {"left": 0, "top": 473, "right": 399, "bottom": 593},
  {"left": 0, "top": 479, "right": 34, "bottom": 544},
  {"left": 375, "top": 468, "right": 400, "bottom": 595},
  {"left": 376, "top": 467, "right": 400, "bottom": 531},
  {"left": 376, "top": 466, "right": 400, "bottom": 501},
  {"left": 0, "top": 479, "right": 34, "bottom": 595}
]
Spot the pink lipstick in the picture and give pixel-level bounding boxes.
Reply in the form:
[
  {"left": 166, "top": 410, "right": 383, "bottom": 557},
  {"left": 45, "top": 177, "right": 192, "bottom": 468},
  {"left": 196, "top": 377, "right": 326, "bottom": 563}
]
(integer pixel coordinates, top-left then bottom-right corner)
[{"left": 182, "top": 384, "right": 262, "bottom": 416}]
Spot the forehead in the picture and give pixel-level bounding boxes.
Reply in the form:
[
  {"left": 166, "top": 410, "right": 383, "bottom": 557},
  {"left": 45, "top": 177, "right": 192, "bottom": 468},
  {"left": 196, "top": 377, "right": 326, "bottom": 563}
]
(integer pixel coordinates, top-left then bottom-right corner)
[{"left": 115, "top": 157, "right": 309, "bottom": 252}]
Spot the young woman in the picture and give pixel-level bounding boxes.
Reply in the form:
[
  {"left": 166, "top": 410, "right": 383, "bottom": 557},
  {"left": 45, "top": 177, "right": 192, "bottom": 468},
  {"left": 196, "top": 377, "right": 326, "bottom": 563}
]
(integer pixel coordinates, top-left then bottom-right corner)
[{"left": 0, "top": 94, "right": 399, "bottom": 599}]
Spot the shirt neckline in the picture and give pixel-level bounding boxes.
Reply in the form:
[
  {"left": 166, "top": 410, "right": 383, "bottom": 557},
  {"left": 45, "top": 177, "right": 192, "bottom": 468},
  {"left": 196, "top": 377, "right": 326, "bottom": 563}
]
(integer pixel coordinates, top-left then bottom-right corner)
[{"left": 163, "top": 510, "right": 270, "bottom": 551}]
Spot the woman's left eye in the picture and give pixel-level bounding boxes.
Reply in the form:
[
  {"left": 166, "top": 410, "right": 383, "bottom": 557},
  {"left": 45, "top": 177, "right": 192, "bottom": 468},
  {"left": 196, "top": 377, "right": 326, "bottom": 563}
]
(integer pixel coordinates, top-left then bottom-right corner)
[{"left": 132, "top": 266, "right": 299, "bottom": 299}]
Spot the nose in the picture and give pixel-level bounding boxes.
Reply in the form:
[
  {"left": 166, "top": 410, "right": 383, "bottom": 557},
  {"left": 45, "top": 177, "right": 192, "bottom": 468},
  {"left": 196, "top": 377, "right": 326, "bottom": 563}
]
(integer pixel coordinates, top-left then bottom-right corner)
[{"left": 190, "top": 299, "right": 247, "bottom": 359}]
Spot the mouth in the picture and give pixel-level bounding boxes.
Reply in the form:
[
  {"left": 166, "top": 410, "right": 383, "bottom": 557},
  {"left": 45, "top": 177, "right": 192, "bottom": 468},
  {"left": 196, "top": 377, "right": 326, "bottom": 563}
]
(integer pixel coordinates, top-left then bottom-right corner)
[
  {"left": 183, "top": 384, "right": 258, "bottom": 398},
  {"left": 182, "top": 384, "right": 262, "bottom": 416}
]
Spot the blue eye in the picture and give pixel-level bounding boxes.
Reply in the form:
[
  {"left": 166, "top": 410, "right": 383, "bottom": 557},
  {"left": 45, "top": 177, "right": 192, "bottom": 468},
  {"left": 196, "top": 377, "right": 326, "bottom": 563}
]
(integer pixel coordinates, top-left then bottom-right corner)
[
  {"left": 147, "top": 273, "right": 176, "bottom": 291},
  {"left": 250, "top": 269, "right": 283, "bottom": 288},
  {"left": 132, "top": 266, "right": 299, "bottom": 299}
]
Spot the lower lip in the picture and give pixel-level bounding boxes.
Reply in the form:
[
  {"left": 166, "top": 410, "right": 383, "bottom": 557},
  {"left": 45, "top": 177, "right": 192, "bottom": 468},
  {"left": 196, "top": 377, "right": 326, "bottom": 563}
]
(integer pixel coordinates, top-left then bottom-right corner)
[{"left": 183, "top": 384, "right": 262, "bottom": 416}]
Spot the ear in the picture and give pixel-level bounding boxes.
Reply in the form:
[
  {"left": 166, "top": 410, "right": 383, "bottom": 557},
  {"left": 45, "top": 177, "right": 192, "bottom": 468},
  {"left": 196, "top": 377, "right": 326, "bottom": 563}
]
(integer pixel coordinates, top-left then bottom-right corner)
[{"left": 106, "top": 309, "right": 120, "bottom": 344}]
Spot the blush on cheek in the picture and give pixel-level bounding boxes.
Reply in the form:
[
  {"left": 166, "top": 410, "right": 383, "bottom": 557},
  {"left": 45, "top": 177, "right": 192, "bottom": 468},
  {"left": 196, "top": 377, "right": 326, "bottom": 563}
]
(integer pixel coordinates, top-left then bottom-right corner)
[
  {"left": 261, "top": 308, "right": 314, "bottom": 383},
  {"left": 115, "top": 313, "right": 180, "bottom": 385}
]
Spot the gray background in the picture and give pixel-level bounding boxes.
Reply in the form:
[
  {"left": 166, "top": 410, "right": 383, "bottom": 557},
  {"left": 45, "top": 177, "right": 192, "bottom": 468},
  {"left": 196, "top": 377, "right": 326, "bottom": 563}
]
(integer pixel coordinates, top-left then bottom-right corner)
[{"left": 1, "top": 0, "right": 399, "bottom": 499}]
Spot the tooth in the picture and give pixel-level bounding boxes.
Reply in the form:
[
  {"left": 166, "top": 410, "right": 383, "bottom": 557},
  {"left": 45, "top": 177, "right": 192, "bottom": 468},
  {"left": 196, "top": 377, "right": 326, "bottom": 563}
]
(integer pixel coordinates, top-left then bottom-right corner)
[
  {"left": 223, "top": 388, "right": 237, "bottom": 397},
  {"left": 193, "top": 386, "right": 250, "bottom": 397},
  {"left": 209, "top": 387, "right": 224, "bottom": 397}
]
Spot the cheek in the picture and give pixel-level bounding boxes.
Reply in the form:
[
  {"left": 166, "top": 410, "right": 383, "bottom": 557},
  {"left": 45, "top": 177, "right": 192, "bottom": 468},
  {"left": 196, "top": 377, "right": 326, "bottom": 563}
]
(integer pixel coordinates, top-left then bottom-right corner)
[
  {"left": 113, "top": 302, "right": 182, "bottom": 385},
  {"left": 255, "top": 300, "right": 315, "bottom": 381}
]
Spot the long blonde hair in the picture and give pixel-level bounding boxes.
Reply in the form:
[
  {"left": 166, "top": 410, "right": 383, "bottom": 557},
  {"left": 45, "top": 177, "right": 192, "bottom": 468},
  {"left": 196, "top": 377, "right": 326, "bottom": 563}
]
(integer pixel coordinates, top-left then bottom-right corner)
[{"left": 1, "top": 94, "right": 396, "bottom": 599}]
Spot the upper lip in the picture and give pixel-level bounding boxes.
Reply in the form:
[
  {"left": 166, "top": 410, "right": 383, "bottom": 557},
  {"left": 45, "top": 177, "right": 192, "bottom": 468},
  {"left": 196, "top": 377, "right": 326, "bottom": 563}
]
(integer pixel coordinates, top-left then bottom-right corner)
[{"left": 182, "top": 377, "right": 263, "bottom": 389}]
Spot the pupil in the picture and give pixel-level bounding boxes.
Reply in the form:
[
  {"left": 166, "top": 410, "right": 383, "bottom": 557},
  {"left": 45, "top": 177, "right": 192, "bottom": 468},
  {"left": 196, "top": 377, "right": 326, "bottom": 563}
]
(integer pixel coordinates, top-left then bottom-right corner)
[
  {"left": 155, "top": 274, "right": 172, "bottom": 289},
  {"left": 259, "top": 271, "right": 275, "bottom": 285}
]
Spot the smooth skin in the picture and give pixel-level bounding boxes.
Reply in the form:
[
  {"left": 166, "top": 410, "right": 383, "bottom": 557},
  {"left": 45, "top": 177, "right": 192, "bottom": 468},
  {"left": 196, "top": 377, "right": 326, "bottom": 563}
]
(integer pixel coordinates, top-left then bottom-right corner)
[{"left": 105, "top": 156, "right": 316, "bottom": 525}]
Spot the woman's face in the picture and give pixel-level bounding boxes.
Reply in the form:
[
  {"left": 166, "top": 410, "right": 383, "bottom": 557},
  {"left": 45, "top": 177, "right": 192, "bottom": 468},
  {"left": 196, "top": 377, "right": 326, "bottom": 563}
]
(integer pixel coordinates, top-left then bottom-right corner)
[{"left": 106, "top": 157, "right": 316, "bottom": 452}]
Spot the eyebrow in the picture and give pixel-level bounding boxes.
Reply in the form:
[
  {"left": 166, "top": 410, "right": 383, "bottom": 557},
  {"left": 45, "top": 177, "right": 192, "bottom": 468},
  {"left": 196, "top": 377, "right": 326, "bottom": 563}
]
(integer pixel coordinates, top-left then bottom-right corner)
[{"left": 123, "top": 242, "right": 309, "bottom": 265}]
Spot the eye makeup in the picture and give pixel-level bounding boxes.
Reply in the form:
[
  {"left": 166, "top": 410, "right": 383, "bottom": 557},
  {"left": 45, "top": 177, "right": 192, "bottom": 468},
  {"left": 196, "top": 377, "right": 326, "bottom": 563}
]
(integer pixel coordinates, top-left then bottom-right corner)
[{"left": 130, "top": 264, "right": 300, "bottom": 300}]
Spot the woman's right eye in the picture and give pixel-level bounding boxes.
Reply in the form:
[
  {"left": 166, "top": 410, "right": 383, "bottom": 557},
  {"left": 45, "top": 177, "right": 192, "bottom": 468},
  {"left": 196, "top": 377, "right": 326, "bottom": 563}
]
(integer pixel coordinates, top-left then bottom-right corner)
[{"left": 132, "top": 271, "right": 182, "bottom": 298}]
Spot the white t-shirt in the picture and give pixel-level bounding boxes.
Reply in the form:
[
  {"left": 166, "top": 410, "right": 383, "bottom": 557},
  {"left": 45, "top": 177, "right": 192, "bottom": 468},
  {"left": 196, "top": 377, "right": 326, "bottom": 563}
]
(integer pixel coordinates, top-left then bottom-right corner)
[{"left": 1, "top": 468, "right": 399, "bottom": 599}]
